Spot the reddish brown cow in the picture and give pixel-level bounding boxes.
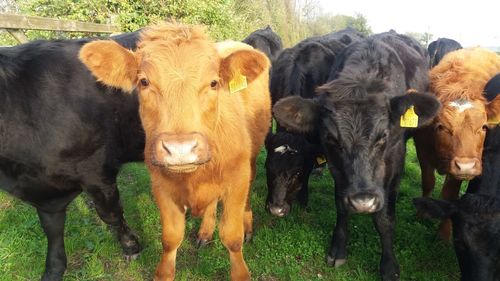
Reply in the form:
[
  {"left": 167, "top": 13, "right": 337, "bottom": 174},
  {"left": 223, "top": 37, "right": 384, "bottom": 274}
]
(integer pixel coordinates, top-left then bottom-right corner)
[
  {"left": 79, "top": 23, "right": 271, "bottom": 281},
  {"left": 414, "top": 47, "right": 500, "bottom": 239}
]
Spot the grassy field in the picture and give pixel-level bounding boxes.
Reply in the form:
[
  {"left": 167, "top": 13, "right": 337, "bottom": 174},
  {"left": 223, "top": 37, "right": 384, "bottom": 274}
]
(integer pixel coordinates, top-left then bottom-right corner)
[{"left": 0, "top": 140, "right": 462, "bottom": 281}]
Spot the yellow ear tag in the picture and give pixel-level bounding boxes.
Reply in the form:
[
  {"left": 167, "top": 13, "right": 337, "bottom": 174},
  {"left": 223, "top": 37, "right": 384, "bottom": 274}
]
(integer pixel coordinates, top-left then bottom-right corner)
[
  {"left": 316, "top": 156, "right": 327, "bottom": 165},
  {"left": 229, "top": 71, "right": 247, "bottom": 94},
  {"left": 400, "top": 106, "right": 419, "bottom": 128}
]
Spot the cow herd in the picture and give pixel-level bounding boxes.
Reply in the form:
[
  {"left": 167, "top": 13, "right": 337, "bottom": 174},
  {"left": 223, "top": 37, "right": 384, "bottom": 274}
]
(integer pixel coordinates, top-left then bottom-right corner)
[{"left": 0, "top": 21, "right": 499, "bottom": 281}]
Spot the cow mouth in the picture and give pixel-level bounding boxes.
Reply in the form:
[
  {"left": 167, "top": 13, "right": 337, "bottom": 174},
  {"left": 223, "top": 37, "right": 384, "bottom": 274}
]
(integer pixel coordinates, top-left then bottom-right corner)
[
  {"left": 452, "top": 174, "right": 476, "bottom": 181},
  {"left": 165, "top": 164, "right": 199, "bottom": 173}
]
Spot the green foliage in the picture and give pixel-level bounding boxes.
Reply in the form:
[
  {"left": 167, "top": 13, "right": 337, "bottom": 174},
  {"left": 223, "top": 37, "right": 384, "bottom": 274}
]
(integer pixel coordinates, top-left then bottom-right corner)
[{"left": 2, "top": 0, "right": 373, "bottom": 47}]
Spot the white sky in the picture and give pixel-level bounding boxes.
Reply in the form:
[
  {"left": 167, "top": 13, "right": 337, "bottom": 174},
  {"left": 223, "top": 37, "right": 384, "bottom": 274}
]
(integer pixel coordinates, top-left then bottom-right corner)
[{"left": 318, "top": 0, "right": 500, "bottom": 47}]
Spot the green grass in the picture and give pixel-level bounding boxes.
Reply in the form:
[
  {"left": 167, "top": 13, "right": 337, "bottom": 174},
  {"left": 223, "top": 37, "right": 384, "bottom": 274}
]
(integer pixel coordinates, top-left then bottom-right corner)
[{"left": 0, "top": 140, "right": 461, "bottom": 280}]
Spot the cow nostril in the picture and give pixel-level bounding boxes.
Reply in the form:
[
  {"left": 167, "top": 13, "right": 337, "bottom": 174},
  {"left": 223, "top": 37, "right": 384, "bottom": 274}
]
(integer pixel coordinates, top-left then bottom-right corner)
[
  {"left": 348, "top": 193, "right": 379, "bottom": 213},
  {"left": 161, "top": 141, "right": 171, "bottom": 155}
]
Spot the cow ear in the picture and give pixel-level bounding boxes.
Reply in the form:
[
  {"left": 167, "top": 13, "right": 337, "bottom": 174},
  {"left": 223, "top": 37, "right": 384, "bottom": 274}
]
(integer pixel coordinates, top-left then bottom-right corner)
[
  {"left": 273, "top": 96, "right": 320, "bottom": 134},
  {"left": 486, "top": 95, "right": 500, "bottom": 126},
  {"left": 390, "top": 92, "right": 441, "bottom": 128},
  {"left": 413, "top": 198, "right": 456, "bottom": 219},
  {"left": 219, "top": 49, "right": 270, "bottom": 89},
  {"left": 79, "top": 40, "right": 138, "bottom": 92}
]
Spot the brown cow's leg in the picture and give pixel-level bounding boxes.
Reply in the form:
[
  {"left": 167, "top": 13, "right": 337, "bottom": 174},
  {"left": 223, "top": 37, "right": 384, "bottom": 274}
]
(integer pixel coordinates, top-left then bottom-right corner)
[
  {"left": 220, "top": 168, "right": 251, "bottom": 281},
  {"left": 153, "top": 185, "right": 186, "bottom": 281},
  {"left": 438, "top": 176, "right": 462, "bottom": 240},
  {"left": 244, "top": 156, "right": 258, "bottom": 242},
  {"left": 197, "top": 200, "right": 217, "bottom": 247}
]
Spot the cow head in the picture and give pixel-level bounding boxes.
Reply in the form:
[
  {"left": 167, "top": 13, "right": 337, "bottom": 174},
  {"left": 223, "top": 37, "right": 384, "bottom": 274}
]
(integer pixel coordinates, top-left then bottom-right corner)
[
  {"left": 264, "top": 131, "right": 319, "bottom": 216},
  {"left": 414, "top": 194, "right": 500, "bottom": 281},
  {"left": 273, "top": 81, "right": 440, "bottom": 213},
  {"left": 429, "top": 48, "right": 500, "bottom": 180},
  {"left": 79, "top": 23, "right": 269, "bottom": 174}
]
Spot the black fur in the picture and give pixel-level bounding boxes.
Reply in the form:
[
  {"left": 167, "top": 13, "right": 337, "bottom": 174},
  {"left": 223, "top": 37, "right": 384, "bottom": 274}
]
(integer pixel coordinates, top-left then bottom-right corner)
[
  {"left": 273, "top": 31, "right": 440, "bottom": 281},
  {"left": 242, "top": 25, "right": 283, "bottom": 60},
  {"left": 265, "top": 29, "right": 364, "bottom": 216},
  {"left": 0, "top": 32, "right": 144, "bottom": 281},
  {"left": 427, "top": 38, "right": 462, "bottom": 67}
]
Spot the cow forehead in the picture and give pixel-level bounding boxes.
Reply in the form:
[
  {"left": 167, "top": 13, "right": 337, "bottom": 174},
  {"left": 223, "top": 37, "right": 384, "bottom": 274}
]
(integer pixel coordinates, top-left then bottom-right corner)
[{"left": 439, "top": 100, "right": 487, "bottom": 127}]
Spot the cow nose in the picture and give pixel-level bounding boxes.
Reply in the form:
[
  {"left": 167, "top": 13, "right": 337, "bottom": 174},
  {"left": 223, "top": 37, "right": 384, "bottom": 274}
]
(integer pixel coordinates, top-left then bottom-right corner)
[
  {"left": 454, "top": 160, "right": 476, "bottom": 172},
  {"left": 161, "top": 139, "right": 198, "bottom": 165},
  {"left": 153, "top": 132, "right": 211, "bottom": 170},
  {"left": 347, "top": 192, "right": 380, "bottom": 213},
  {"left": 451, "top": 157, "right": 481, "bottom": 178},
  {"left": 267, "top": 203, "right": 290, "bottom": 217}
]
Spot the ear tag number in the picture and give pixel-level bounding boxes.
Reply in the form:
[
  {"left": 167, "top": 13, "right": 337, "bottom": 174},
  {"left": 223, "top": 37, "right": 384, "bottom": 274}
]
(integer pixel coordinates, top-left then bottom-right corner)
[
  {"left": 229, "top": 71, "right": 247, "bottom": 94},
  {"left": 400, "top": 106, "right": 419, "bottom": 128}
]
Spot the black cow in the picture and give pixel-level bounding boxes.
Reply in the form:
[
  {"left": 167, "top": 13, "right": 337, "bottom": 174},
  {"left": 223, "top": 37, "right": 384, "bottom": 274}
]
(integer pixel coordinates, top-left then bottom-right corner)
[
  {"left": 242, "top": 25, "right": 283, "bottom": 60},
  {"left": 427, "top": 37, "right": 462, "bottom": 67},
  {"left": 415, "top": 74, "right": 500, "bottom": 281},
  {"left": 265, "top": 29, "right": 364, "bottom": 217},
  {"left": 272, "top": 31, "right": 440, "bottom": 280},
  {"left": 0, "top": 32, "right": 143, "bottom": 281}
]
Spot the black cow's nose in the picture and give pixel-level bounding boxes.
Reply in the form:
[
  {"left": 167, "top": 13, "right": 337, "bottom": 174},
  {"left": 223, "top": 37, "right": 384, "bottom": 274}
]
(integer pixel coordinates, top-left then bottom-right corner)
[
  {"left": 266, "top": 203, "right": 290, "bottom": 217},
  {"left": 347, "top": 192, "right": 380, "bottom": 213}
]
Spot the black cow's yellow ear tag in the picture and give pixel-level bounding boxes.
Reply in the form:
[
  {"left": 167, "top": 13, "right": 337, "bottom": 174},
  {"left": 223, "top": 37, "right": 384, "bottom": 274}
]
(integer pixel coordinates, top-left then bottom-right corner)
[
  {"left": 316, "top": 156, "right": 327, "bottom": 165},
  {"left": 229, "top": 71, "right": 247, "bottom": 94},
  {"left": 400, "top": 106, "right": 419, "bottom": 128}
]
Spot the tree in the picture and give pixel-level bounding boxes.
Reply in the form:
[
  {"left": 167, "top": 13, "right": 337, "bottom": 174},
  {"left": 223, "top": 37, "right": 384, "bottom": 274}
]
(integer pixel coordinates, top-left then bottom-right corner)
[{"left": 405, "top": 32, "right": 433, "bottom": 47}]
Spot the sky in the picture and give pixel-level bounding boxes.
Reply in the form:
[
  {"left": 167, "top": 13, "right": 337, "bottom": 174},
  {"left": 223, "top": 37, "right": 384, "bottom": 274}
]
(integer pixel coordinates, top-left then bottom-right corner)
[{"left": 318, "top": 0, "right": 500, "bottom": 47}]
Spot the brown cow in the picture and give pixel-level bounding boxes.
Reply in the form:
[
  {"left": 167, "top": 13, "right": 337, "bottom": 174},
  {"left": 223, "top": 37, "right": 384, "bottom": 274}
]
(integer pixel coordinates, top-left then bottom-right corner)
[
  {"left": 79, "top": 23, "right": 271, "bottom": 281},
  {"left": 414, "top": 47, "right": 500, "bottom": 239}
]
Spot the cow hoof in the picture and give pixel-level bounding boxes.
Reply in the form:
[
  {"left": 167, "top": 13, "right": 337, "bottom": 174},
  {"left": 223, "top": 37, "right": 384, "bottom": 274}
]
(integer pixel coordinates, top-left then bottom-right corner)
[
  {"left": 196, "top": 238, "right": 211, "bottom": 248},
  {"left": 119, "top": 231, "right": 142, "bottom": 256},
  {"left": 41, "top": 271, "right": 65, "bottom": 281},
  {"left": 382, "top": 273, "right": 400, "bottom": 281},
  {"left": 244, "top": 232, "right": 253, "bottom": 243},
  {"left": 326, "top": 255, "right": 346, "bottom": 267},
  {"left": 124, "top": 253, "right": 140, "bottom": 262}
]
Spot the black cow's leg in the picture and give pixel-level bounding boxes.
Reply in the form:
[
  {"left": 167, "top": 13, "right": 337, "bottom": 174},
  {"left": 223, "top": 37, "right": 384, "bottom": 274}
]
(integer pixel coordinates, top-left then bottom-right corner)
[
  {"left": 372, "top": 197, "right": 400, "bottom": 281},
  {"left": 84, "top": 183, "right": 141, "bottom": 259},
  {"left": 297, "top": 172, "right": 310, "bottom": 207},
  {"left": 327, "top": 188, "right": 349, "bottom": 267},
  {"left": 37, "top": 209, "right": 67, "bottom": 281}
]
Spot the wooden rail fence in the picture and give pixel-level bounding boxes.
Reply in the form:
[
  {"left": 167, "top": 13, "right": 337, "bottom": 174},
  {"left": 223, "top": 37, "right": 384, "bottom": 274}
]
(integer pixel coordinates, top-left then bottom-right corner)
[{"left": 0, "top": 13, "right": 120, "bottom": 43}]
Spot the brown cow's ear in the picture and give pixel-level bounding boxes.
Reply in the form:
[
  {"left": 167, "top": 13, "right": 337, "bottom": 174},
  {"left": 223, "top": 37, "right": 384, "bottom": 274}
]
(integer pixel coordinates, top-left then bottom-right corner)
[
  {"left": 390, "top": 93, "right": 441, "bottom": 128},
  {"left": 486, "top": 95, "right": 500, "bottom": 126},
  {"left": 79, "top": 40, "right": 138, "bottom": 92},
  {"left": 219, "top": 49, "right": 270, "bottom": 90},
  {"left": 273, "top": 96, "right": 320, "bottom": 134}
]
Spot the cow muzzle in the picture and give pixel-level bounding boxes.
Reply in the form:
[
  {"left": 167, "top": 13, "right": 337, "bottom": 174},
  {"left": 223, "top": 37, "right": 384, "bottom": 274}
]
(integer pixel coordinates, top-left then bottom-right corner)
[
  {"left": 449, "top": 157, "right": 481, "bottom": 180},
  {"left": 346, "top": 191, "right": 383, "bottom": 213},
  {"left": 266, "top": 201, "right": 290, "bottom": 217},
  {"left": 151, "top": 132, "right": 211, "bottom": 173}
]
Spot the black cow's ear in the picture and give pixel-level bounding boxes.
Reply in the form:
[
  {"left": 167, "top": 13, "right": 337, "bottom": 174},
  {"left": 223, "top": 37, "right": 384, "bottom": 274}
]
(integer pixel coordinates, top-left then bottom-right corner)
[
  {"left": 390, "top": 92, "right": 441, "bottom": 128},
  {"left": 273, "top": 96, "right": 320, "bottom": 134},
  {"left": 413, "top": 198, "right": 456, "bottom": 219}
]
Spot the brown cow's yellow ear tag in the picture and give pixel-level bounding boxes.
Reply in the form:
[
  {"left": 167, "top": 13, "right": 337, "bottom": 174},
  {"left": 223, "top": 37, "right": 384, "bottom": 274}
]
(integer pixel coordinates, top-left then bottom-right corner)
[
  {"left": 229, "top": 71, "right": 247, "bottom": 94},
  {"left": 316, "top": 156, "right": 327, "bottom": 165},
  {"left": 400, "top": 106, "right": 419, "bottom": 128}
]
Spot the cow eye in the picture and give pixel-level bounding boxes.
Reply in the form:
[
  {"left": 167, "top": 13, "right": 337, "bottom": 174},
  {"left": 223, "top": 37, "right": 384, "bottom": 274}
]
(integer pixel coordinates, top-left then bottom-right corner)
[
  {"left": 140, "top": 78, "right": 149, "bottom": 87},
  {"left": 482, "top": 125, "right": 488, "bottom": 132},
  {"left": 210, "top": 80, "right": 218, "bottom": 89},
  {"left": 435, "top": 124, "right": 444, "bottom": 131}
]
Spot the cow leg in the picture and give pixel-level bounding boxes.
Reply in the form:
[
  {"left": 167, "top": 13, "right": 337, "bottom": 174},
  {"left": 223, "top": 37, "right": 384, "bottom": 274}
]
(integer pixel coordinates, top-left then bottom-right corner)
[
  {"left": 219, "top": 169, "right": 251, "bottom": 281},
  {"left": 84, "top": 183, "right": 141, "bottom": 259},
  {"left": 243, "top": 195, "right": 253, "bottom": 243},
  {"left": 37, "top": 209, "right": 67, "bottom": 281},
  {"left": 415, "top": 142, "right": 436, "bottom": 198},
  {"left": 297, "top": 172, "right": 311, "bottom": 207},
  {"left": 153, "top": 186, "right": 186, "bottom": 281},
  {"left": 373, "top": 198, "right": 400, "bottom": 281},
  {"left": 197, "top": 200, "right": 217, "bottom": 247},
  {"left": 438, "top": 176, "right": 462, "bottom": 240},
  {"left": 327, "top": 187, "right": 349, "bottom": 267}
]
